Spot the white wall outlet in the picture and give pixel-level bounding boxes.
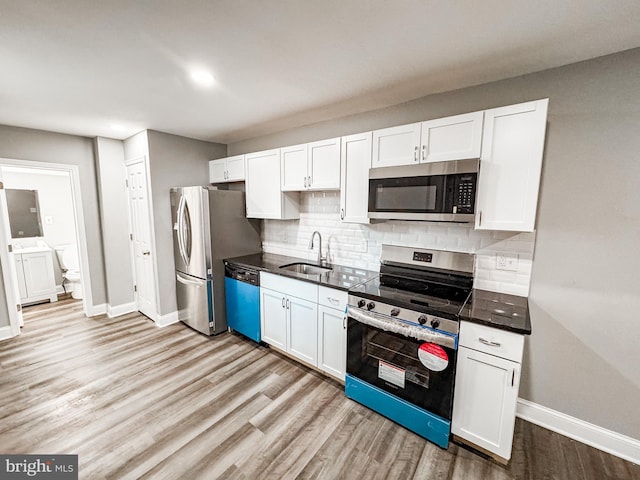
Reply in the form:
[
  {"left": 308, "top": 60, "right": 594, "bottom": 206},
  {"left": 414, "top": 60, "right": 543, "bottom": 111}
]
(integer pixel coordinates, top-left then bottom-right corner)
[{"left": 496, "top": 253, "right": 519, "bottom": 271}]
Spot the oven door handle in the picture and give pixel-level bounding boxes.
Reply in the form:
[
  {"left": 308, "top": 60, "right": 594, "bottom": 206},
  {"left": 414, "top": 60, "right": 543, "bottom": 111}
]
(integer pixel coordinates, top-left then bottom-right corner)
[{"left": 347, "top": 307, "right": 456, "bottom": 349}]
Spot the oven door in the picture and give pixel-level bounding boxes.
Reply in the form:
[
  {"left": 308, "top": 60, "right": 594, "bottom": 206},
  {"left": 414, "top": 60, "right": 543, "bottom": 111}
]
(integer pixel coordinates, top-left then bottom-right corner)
[{"left": 346, "top": 308, "right": 457, "bottom": 421}]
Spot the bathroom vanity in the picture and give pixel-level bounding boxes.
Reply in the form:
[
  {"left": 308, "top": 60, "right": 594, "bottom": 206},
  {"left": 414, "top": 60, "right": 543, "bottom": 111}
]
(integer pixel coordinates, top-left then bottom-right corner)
[{"left": 14, "top": 246, "right": 57, "bottom": 305}]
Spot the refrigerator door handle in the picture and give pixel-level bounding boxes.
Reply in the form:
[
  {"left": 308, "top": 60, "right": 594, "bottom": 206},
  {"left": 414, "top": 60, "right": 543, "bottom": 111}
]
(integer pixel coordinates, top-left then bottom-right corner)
[
  {"left": 177, "top": 194, "right": 191, "bottom": 266},
  {"left": 176, "top": 271, "right": 205, "bottom": 287}
]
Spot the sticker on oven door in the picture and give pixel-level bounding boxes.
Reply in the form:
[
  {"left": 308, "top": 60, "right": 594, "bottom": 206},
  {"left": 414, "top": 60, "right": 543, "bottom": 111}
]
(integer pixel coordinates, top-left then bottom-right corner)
[
  {"left": 378, "top": 360, "right": 405, "bottom": 388},
  {"left": 418, "top": 343, "right": 449, "bottom": 371}
]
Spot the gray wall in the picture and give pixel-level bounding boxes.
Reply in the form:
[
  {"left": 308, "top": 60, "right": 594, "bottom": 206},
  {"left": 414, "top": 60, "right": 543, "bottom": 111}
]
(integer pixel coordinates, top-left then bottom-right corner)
[
  {"left": 146, "top": 130, "right": 226, "bottom": 316},
  {"left": 95, "top": 137, "right": 135, "bottom": 309},
  {"left": 228, "top": 48, "right": 640, "bottom": 439},
  {"left": 0, "top": 125, "right": 107, "bottom": 307}
]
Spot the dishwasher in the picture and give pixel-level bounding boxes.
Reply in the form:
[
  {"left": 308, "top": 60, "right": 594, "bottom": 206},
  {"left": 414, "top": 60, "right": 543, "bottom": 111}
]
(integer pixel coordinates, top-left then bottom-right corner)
[{"left": 224, "top": 263, "right": 261, "bottom": 343}]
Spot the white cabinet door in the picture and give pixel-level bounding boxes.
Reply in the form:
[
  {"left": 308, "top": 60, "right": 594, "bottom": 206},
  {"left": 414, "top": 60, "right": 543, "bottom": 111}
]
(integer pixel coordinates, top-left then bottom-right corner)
[
  {"left": 246, "top": 149, "right": 298, "bottom": 219},
  {"left": 308, "top": 137, "right": 340, "bottom": 190},
  {"left": 476, "top": 99, "right": 548, "bottom": 232},
  {"left": 208, "top": 159, "right": 227, "bottom": 183},
  {"left": 21, "top": 251, "right": 55, "bottom": 298},
  {"left": 260, "top": 287, "right": 287, "bottom": 351},
  {"left": 372, "top": 123, "right": 421, "bottom": 168},
  {"left": 340, "top": 132, "right": 372, "bottom": 224},
  {"left": 14, "top": 255, "right": 27, "bottom": 300},
  {"left": 317, "top": 305, "right": 346, "bottom": 381},
  {"left": 452, "top": 346, "right": 520, "bottom": 461},
  {"left": 281, "top": 144, "right": 308, "bottom": 191},
  {"left": 225, "top": 155, "right": 246, "bottom": 182},
  {"left": 287, "top": 296, "right": 318, "bottom": 366},
  {"left": 420, "top": 111, "right": 483, "bottom": 163}
]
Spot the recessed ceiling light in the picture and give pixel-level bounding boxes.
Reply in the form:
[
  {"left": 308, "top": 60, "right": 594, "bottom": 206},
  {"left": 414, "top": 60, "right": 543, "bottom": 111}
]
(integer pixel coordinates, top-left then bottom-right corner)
[{"left": 190, "top": 70, "right": 215, "bottom": 87}]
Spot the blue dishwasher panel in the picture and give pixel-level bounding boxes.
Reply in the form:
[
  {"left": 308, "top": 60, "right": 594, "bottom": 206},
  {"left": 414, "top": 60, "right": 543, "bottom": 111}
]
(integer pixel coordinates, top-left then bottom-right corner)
[{"left": 225, "top": 276, "right": 261, "bottom": 343}]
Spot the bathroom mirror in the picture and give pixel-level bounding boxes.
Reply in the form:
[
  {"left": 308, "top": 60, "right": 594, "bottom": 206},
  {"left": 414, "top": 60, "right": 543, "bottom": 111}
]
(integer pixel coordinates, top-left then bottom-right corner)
[{"left": 5, "top": 189, "right": 44, "bottom": 238}]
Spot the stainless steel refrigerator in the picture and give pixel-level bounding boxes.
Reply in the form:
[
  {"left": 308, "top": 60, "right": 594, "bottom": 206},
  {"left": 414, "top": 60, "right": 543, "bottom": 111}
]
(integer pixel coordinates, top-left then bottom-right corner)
[{"left": 170, "top": 186, "right": 261, "bottom": 335}]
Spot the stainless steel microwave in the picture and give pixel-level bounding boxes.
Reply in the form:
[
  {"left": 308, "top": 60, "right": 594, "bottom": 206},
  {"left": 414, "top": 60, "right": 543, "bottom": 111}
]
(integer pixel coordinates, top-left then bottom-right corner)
[{"left": 368, "top": 159, "right": 479, "bottom": 222}]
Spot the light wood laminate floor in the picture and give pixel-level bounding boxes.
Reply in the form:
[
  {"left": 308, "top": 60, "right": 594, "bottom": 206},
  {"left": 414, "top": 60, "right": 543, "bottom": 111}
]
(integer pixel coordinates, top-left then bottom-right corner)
[{"left": 1, "top": 298, "right": 638, "bottom": 479}]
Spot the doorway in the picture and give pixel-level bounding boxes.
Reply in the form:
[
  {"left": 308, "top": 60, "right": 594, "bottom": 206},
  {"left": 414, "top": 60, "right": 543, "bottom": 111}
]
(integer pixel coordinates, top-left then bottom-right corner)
[{"left": 0, "top": 158, "right": 93, "bottom": 337}]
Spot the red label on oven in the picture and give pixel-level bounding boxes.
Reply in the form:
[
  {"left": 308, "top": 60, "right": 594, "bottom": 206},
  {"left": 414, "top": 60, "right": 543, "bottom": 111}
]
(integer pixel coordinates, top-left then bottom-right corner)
[{"left": 418, "top": 343, "right": 449, "bottom": 372}]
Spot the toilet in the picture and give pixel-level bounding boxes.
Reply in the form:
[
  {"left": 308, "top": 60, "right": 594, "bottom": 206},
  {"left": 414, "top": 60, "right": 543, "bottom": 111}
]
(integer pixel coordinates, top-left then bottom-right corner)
[{"left": 55, "top": 244, "right": 83, "bottom": 299}]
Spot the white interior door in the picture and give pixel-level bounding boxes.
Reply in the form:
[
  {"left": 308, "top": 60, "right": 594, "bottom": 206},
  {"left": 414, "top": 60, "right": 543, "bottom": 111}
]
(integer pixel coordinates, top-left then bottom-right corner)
[
  {"left": 126, "top": 160, "right": 156, "bottom": 320},
  {"left": 0, "top": 171, "right": 23, "bottom": 335}
]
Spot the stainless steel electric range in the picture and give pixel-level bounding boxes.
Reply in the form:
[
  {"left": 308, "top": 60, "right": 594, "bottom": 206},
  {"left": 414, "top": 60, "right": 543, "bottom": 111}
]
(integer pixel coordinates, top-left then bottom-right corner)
[{"left": 345, "top": 244, "right": 474, "bottom": 449}]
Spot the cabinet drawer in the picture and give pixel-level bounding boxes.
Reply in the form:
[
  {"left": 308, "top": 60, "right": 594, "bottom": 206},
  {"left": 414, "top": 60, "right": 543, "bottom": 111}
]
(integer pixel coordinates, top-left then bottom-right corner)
[
  {"left": 260, "top": 272, "right": 318, "bottom": 303},
  {"left": 459, "top": 321, "right": 524, "bottom": 363},
  {"left": 318, "top": 286, "right": 347, "bottom": 312}
]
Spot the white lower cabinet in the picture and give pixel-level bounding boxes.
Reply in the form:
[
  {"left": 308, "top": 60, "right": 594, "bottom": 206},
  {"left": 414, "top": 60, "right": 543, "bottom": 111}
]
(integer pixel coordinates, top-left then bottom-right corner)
[
  {"left": 15, "top": 249, "right": 57, "bottom": 305},
  {"left": 260, "top": 273, "right": 318, "bottom": 366},
  {"left": 317, "top": 286, "right": 348, "bottom": 381},
  {"left": 260, "top": 274, "right": 348, "bottom": 381},
  {"left": 452, "top": 321, "right": 524, "bottom": 462}
]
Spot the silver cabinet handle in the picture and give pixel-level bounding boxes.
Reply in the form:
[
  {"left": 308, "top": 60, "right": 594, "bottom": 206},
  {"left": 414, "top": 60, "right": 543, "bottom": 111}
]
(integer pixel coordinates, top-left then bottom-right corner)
[
  {"left": 414, "top": 146, "right": 419, "bottom": 162},
  {"left": 143, "top": 251, "right": 150, "bottom": 256},
  {"left": 343, "top": 315, "right": 347, "bottom": 329},
  {"left": 286, "top": 299, "right": 290, "bottom": 309},
  {"left": 307, "top": 176, "right": 311, "bottom": 188},
  {"left": 340, "top": 208, "right": 344, "bottom": 220},
  {"left": 479, "top": 337, "right": 501, "bottom": 347},
  {"left": 304, "top": 177, "right": 307, "bottom": 188},
  {"left": 421, "top": 145, "right": 426, "bottom": 161},
  {"left": 282, "top": 297, "right": 285, "bottom": 308},
  {"left": 327, "top": 297, "right": 339, "bottom": 304}
]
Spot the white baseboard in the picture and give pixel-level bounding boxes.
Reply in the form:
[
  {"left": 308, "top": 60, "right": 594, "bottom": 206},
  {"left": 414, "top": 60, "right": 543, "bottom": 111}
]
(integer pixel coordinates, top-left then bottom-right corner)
[
  {"left": 88, "top": 303, "right": 107, "bottom": 316},
  {"left": 107, "top": 301, "right": 137, "bottom": 318},
  {"left": 0, "top": 325, "right": 15, "bottom": 341},
  {"left": 517, "top": 398, "right": 640, "bottom": 466},
  {"left": 155, "top": 310, "right": 180, "bottom": 327}
]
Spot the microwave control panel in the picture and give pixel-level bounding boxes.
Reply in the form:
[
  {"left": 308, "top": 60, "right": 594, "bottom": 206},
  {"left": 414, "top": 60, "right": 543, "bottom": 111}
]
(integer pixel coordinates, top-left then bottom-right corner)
[{"left": 453, "top": 174, "right": 477, "bottom": 214}]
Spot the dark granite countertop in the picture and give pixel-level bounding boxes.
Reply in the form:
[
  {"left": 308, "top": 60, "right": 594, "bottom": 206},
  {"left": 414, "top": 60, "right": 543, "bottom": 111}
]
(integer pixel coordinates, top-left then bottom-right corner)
[
  {"left": 224, "top": 252, "right": 379, "bottom": 291},
  {"left": 460, "top": 289, "right": 531, "bottom": 335}
]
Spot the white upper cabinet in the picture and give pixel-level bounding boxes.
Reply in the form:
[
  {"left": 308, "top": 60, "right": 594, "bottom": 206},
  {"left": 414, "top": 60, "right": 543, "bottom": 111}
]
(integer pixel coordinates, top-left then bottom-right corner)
[
  {"left": 209, "top": 154, "right": 245, "bottom": 183},
  {"left": 245, "top": 149, "right": 300, "bottom": 219},
  {"left": 340, "top": 131, "right": 372, "bottom": 224},
  {"left": 420, "top": 111, "right": 483, "bottom": 163},
  {"left": 372, "top": 123, "right": 422, "bottom": 168},
  {"left": 281, "top": 144, "right": 308, "bottom": 191},
  {"left": 281, "top": 137, "right": 341, "bottom": 191},
  {"left": 372, "top": 112, "right": 484, "bottom": 168},
  {"left": 476, "top": 99, "right": 548, "bottom": 232},
  {"left": 307, "top": 137, "right": 341, "bottom": 190}
]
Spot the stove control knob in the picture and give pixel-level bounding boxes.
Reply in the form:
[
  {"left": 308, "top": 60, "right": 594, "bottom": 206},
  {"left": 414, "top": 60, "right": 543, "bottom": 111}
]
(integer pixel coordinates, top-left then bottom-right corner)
[
  {"left": 390, "top": 308, "right": 400, "bottom": 317},
  {"left": 418, "top": 315, "right": 428, "bottom": 325},
  {"left": 357, "top": 299, "right": 366, "bottom": 308},
  {"left": 430, "top": 319, "right": 440, "bottom": 329},
  {"left": 366, "top": 302, "right": 375, "bottom": 311}
]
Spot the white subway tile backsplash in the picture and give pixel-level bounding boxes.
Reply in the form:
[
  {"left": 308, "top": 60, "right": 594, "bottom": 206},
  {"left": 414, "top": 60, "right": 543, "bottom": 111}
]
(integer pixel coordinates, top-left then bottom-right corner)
[{"left": 262, "top": 192, "right": 536, "bottom": 295}]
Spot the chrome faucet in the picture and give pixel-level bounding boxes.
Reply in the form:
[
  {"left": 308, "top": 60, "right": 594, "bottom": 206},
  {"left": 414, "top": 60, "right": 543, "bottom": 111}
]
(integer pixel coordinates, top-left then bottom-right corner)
[{"left": 308, "top": 231, "right": 326, "bottom": 264}]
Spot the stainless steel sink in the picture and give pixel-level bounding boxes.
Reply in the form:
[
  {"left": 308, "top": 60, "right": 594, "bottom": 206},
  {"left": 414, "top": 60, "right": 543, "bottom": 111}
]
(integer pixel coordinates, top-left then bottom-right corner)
[{"left": 279, "top": 262, "right": 332, "bottom": 275}]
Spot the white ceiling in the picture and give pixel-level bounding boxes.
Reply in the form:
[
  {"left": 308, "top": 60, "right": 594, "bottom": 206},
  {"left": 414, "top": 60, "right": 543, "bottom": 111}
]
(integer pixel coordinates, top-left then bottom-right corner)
[{"left": 1, "top": 1, "right": 639, "bottom": 144}]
